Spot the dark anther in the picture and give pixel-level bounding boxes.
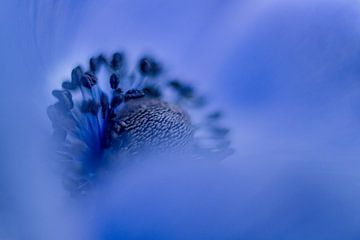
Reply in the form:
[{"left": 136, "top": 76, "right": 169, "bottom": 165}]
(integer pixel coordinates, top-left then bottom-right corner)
[
  {"left": 52, "top": 89, "right": 74, "bottom": 110},
  {"left": 110, "top": 74, "right": 120, "bottom": 89},
  {"left": 180, "top": 85, "right": 194, "bottom": 98},
  {"left": 111, "top": 52, "right": 124, "bottom": 71},
  {"left": 71, "top": 66, "right": 83, "bottom": 86},
  {"left": 114, "top": 88, "right": 123, "bottom": 95},
  {"left": 81, "top": 100, "right": 100, "bottom": 115},
  {"left": 138, "top": 57, "right": 161, "bottom": 76},
  {"left": 89, "top": 57, "right": 98, "bottom": 72},
  {"left": 97, "top": 54, "right": 107, "bottom": 64},
  {"left": 111, "top": 88, "right": 124, "bottom": 108},
  {"left": 62, "top": 81, "right": 76, "bottom": 90},
  {"left": 143, "top": 86, "right": 161, "bottom": 98},
  {"left": 111, "top": 93, "right": 124, "bottom": 108},
  {"left": 168, "top": 80, "right": 182, "bottom": 89},
  {"left": 207, "top": 111, "right": 222, "bottom": 120},
  {"left": 168, "top": 80, "right": 194, "bottom": 98},
  {"left": 125, "top": 89, "right": 145, "bottom": 101},
  {"left": 100, "top": 92, "right": 109, "bottom": 118},
  {"left": 80, "top": 72, "right": 97, "bottom": 89}
]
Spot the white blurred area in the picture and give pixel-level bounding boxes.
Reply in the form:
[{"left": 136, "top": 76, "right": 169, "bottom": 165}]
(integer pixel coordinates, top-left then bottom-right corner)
[{"left": 1, "top": 0, "right": 360, "bottom": 239}]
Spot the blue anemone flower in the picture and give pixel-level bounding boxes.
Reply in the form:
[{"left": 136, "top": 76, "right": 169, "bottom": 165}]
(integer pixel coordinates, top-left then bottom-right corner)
[{"left": 47, "top": 52, "right": 233, "bottom": 193}]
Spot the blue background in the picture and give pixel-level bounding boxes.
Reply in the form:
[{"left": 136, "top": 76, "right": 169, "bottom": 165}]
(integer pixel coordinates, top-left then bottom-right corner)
[{"left": 1, "top": 0, "right": 360, "bottom": 239}]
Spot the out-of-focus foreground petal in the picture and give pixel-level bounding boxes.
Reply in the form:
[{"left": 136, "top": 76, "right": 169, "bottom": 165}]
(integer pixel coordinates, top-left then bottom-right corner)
[{"left": 0, "top": 1, "right": 88, "bottom": 239}]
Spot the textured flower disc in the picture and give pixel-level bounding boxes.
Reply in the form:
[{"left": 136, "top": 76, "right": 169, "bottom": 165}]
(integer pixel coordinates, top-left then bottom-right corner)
[{"left": 111, "top": 98, "right": 193, "bottom": 155}]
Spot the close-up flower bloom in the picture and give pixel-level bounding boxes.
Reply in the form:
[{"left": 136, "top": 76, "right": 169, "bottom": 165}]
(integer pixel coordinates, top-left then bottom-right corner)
[
  {"left": 1, "top": 0, "right": 360, "bottom": 239},
  {"left": 48, "top": 52, "right": 232, "bottom": 194}
]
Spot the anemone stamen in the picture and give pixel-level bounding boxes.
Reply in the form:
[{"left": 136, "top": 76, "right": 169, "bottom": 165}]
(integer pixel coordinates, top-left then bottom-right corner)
[{"left": 48, "top": 51, "right": 232, "bottom": 194}]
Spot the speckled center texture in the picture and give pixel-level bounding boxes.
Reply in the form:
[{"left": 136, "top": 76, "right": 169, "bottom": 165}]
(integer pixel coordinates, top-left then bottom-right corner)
[{"left": 110, "top": 98, "right": 193, "bottom": 154}]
